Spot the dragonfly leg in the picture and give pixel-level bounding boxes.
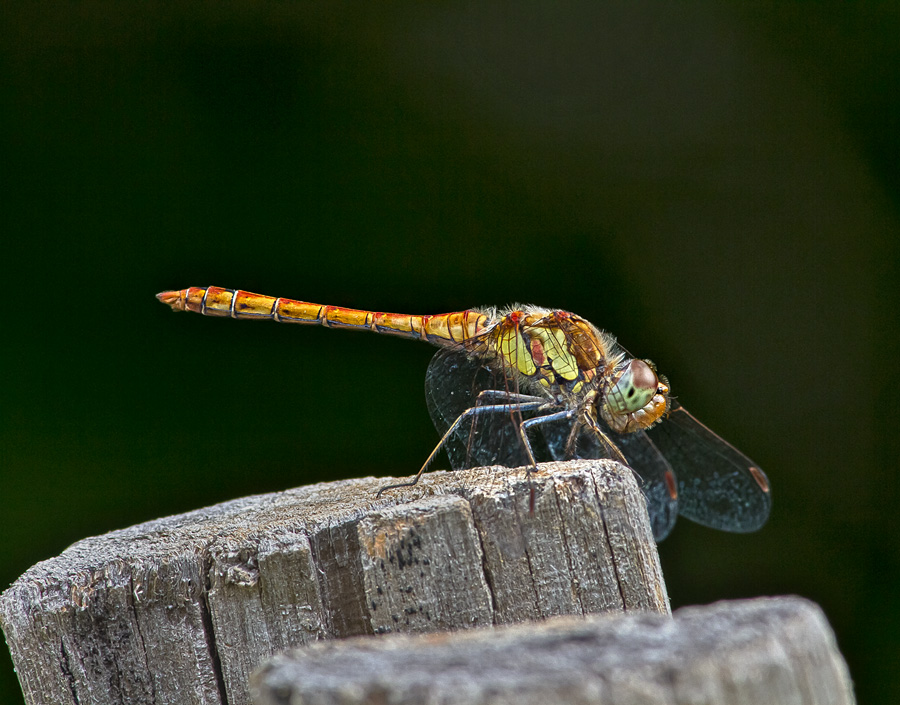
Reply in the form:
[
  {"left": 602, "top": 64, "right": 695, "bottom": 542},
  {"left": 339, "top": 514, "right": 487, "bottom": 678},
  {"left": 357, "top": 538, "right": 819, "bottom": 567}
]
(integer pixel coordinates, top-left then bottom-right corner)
[
  {"left": 581, "top": 412, "right": 629, "bottom": 466},
  {"left": 563, "top": 419, "right": 581, "bottom": 458},
  {"left": 471, "top": 390, "right": 549, "bottom": 468},
  {"left": 375, "top": 399, "right": 551, "bottom": 497},
  {"left": 472, "top": 389, "right": 546, "bottom": 404},
  {"left": 517, "top": 409, "right": 578, "bottom": 468}
]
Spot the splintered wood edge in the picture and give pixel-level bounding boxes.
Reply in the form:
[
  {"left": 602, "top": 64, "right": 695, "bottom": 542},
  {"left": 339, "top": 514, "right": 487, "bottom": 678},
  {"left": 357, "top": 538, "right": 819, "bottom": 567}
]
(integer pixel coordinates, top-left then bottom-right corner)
[
  {"left": 250, "top": 596, "right": 856, "bottom": 705},
  {"left": 0, "top": 460, "right": 666, "bottom": 705}
]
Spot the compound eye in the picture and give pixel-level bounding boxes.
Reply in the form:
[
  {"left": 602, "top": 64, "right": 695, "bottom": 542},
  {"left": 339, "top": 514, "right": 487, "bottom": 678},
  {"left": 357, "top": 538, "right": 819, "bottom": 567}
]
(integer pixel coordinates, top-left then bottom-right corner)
[{"left": 608, "top": 359, "right": 659, "bottom": 414}]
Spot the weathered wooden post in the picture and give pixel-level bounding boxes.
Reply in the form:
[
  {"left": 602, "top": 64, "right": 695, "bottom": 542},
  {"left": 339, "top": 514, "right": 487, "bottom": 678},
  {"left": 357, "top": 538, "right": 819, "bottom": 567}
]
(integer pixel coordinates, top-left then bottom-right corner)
[
  {"left": 251, "top": 596, "right": 854, "bottom": 705},
  {"left": 1, "top": 460, "right": 674, "bottom": 705}
]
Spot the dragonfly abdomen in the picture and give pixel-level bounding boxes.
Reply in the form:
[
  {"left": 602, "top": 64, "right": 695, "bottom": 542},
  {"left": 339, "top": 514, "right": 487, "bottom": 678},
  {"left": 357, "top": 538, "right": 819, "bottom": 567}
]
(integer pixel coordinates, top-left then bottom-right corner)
[{"left": 156, "top": 286, "right": 489, "bottom": 347}]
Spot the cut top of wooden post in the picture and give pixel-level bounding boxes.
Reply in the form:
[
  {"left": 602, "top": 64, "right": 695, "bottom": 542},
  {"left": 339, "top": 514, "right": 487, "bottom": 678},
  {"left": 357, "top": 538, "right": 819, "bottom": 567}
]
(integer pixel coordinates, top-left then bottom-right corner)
[{"left": 0, "top": 459, "right": 667, "bottom": 705}]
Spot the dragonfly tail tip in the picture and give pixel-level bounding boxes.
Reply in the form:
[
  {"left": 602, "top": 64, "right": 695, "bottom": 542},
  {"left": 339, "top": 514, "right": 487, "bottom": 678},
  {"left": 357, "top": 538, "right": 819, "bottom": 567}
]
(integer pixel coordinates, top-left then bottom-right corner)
[{"left": 156, "top": 289, "right": 185, "bottom": 309}]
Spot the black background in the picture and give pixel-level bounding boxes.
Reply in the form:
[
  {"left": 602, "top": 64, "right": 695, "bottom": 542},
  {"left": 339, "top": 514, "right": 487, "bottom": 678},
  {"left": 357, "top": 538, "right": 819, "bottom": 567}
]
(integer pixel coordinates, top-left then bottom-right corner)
[{"left": 2, "top": 3, "right": 898, "bottom": 703}]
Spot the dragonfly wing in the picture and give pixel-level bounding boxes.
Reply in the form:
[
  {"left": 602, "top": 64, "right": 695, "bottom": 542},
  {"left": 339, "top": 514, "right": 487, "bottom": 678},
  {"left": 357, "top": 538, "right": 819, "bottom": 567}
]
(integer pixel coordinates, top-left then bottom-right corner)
[
  {"left": 425, "top": 347, "right": 539, "bottom": 470},
  {"left": 646, "top": 400, "right": 772, "bottom": 532}
]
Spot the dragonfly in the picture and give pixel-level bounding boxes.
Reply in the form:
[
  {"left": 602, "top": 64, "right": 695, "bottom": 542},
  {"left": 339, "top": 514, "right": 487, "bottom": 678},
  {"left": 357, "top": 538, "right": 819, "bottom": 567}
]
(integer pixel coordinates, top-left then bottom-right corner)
[{"left": 156, "top": 286, "right": 771, "bottom": 541}]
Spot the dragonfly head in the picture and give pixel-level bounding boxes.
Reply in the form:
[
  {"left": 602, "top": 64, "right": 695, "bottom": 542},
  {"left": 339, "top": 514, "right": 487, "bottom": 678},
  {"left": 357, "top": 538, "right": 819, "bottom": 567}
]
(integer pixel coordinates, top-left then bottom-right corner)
[{"left": 601, "top": 359, "right": 669, "bottom": 433}]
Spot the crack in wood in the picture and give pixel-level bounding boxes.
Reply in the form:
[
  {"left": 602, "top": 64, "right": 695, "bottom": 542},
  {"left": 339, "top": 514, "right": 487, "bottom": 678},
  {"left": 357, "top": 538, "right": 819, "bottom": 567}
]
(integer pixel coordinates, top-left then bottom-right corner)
[
  {"left": 58, "top": 639, "right": 79, "bottom": 705},
  {"left": 593, "top": 475, "right": 629, "bottom": 611},
  {"left": 200, "top": 561, "right": 231, "bottom": 705}
]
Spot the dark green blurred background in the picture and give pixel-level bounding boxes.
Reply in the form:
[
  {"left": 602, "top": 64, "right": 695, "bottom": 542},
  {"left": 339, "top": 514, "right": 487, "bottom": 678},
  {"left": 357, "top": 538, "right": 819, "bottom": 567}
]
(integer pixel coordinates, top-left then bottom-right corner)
[{"left": 2, "top": 3, "right": 898, "bottom": 703}]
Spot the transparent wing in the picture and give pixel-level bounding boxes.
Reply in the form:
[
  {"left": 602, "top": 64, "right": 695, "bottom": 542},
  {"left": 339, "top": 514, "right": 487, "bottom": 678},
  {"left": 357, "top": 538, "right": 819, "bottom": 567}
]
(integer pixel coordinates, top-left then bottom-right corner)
[{"left": 645, "top": 400, "right": 771, "bottom": 532}]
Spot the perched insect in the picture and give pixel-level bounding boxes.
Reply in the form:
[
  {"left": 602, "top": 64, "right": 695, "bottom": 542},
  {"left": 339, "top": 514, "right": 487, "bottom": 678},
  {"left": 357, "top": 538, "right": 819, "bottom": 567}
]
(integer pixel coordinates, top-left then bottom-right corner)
[{"left": 158, "top": 286, "right": 771, "bottom": 540}]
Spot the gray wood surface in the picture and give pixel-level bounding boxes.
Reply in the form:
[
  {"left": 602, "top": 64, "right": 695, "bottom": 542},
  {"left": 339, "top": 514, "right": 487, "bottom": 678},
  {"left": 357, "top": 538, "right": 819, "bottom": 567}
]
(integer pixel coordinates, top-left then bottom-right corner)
[
  {"left": 0, "top": 459, "right": 666, "bottom": 705},
  {"left": 251, "top": 596, "right": 856, "bottom": 705}
]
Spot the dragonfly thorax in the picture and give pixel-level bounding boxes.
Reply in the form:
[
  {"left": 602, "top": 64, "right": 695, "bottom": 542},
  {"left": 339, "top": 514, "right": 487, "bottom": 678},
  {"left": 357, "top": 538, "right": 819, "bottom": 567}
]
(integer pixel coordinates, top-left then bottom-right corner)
[{"left": 482, "top": 309, "right": 625, "bottom": 397}]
